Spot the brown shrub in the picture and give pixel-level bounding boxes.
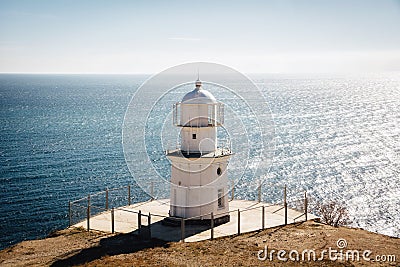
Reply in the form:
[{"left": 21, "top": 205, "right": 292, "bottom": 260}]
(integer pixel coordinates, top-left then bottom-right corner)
[{"left": 315, "top": 201, "right": 351, "bottom": 227}]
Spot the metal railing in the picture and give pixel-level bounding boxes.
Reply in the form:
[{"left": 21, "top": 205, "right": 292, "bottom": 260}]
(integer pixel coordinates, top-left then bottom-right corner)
[
  {"left": 69, "top": 182, "right": 156, "bottom": 227},
  {"left": 69, "top": 182, "right": 311, "bottom": 242}
]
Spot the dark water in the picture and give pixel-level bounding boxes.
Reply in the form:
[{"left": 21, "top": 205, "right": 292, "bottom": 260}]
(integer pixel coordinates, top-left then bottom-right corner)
[
  {"left": 0, "top": 73, "right": 399, "bottom": 249},
  {"left": 0, "top": 74, "right": 142, "bottom": 249}
]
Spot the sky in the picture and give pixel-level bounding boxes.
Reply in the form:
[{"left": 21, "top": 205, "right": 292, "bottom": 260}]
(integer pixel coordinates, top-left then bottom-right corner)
[{"left": 0, "top": 0, "right": 399, "bottom": 74}]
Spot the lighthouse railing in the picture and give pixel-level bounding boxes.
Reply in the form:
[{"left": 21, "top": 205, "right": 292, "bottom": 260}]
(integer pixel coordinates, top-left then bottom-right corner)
[
  {"left": 173, "top": 102, "right": 224, "bottom": 127},
  {"left": 69, "top": 182, "right": 312, "bottom": 242},
  {"left": 68, "top": 181, "right": 163, "bottom": 227},
  {"left": 227, "top": 182, "right": 311, "bottom": 225}
]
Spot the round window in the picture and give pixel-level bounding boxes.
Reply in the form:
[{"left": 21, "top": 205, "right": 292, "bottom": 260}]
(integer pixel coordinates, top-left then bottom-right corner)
[{"left": 217, "top": 167, "right": 222, "bottom": 176}]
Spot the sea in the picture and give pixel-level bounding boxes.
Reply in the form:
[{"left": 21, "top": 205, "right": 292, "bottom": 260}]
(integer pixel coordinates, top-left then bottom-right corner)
[{"left": 0, "top": 73, "right": 399, "bottom": 250}]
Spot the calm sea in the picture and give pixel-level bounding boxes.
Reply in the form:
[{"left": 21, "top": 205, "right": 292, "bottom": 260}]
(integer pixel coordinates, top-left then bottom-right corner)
[{"left": 0, "top": 73, "right": 399, "bottom": 249}]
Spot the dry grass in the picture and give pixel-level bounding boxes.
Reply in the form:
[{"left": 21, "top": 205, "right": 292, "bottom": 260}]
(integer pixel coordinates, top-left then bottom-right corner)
[{"left": 0, "top": 222, "right": 398, "bottom": 267}]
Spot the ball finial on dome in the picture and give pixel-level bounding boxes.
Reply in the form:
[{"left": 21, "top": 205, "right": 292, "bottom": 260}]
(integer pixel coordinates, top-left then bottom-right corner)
[
  {"left": 195, "top": 79, "right": 202, "bottom": 88},
  {"left": 195, "top": 70, "right": 201, "bottom": 89}
]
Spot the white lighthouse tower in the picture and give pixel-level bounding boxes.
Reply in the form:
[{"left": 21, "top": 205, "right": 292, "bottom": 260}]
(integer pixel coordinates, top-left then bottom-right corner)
[{"left": 167, "top": 79, "right": 232, "bottom": 224}]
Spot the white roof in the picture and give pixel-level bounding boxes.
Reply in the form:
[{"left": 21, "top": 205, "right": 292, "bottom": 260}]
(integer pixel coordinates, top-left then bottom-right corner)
[{"left": 182, "top": 82, "right": 217, "bottom": 104}]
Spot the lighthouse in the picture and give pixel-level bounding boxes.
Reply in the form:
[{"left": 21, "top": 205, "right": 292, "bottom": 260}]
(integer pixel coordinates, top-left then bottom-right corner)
[{"left": 167, "top": 79, "right": 232, "bottom": 224}]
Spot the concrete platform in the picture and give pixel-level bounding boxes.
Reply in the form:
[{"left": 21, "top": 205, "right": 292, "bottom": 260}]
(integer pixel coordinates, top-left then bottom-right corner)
[{"left": 73, "top": 199, "right": 317, "bottom": 242}]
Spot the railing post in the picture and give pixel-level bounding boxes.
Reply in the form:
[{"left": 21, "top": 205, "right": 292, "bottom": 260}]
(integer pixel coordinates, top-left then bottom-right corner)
[
  {"left": 138, "top": 210, "right": 142, "bottom": 233},
  {"left": 284, "top": 185, "right": 287, "bottom": 225},
  {"left": 262, "top": 206, "right": 265, "bottom": 230},
  {"left": 128, "top": 185, "right": 131, "bottom": 206},
  {"left": 231, "top": 181, "right": 235, "bottom": 201},
  {"left": 258, "top": 182, "right": 262, "bottom": 202},
  {"left": 148, "top": 212, "right": 151, "bottom": 239},
  {"left": 111, "top": 207, "right": 115, "bottom": 234},
  {"left": 68, "top": 201, "right": 72, "bottom": 227},
  {"left": 237, "top": 209, "right": 240, "bottom": 235},
  {"left": 210, "top": 212, "right": 214, "bottom": 240},
  {"left": 150, "top": 182, "right": 154, "bottom": 201},
  {"left": 304, "top": 191, "right": 308, "bottom": 221},
  {"left": 106, "top": 188, "right": 109, "bottom": 210},
  {"left": 181, "top": 218, "right": 185, "bottom": 242},
  {"left": 87, "top": 194, "right": 91, "bottom": 232}
]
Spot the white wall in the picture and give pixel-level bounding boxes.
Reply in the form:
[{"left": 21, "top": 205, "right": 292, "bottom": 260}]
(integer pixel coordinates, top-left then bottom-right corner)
[
  {"left": 170, "top": 158, "right": 230, "bottom": 219},
  {"left": 180, "top": 126, "right": 217, "bottom": 153}
]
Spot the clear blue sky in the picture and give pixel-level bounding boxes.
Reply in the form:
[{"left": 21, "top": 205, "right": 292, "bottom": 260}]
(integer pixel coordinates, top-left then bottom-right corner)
[{"left": 0, "top": 0, "right": 399, "bottom": 73}]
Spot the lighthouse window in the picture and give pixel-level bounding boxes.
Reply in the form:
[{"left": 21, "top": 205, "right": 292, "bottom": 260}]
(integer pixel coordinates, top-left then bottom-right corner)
[
  {"left": 217, "top": 167, "right": 222, "bottom": 176},
  {"left": 192, "top": 133, "right": 197, "bottom": 139},
  {"left": 218, "top": 189, "right": 224, "bottom": 208}
]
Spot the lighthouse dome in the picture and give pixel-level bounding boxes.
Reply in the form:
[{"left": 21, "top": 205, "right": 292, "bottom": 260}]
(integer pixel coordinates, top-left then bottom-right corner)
[{"left": 182, "top": 80, "right": 217, "bottom": 104}]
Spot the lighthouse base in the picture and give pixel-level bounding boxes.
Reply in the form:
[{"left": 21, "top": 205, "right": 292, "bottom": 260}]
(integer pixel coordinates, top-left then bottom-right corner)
[{"left": 162, "top": 215, "right": 230, "bottom": 227}]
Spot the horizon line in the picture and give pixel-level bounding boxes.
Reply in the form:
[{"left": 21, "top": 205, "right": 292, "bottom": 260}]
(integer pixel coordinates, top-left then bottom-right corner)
[{"left": 1, "top": 71, "right": 398, "bottom": 75}]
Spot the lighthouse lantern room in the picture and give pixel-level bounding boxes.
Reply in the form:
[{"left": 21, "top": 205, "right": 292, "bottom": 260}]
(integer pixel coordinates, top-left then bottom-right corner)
[{"left": 167, "top": 79, "right": 232, "bottom": 224}]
